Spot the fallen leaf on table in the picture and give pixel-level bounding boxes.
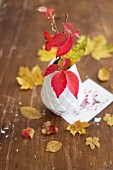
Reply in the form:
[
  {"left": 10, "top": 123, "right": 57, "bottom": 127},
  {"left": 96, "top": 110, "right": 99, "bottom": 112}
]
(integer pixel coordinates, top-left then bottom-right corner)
[
  {"left": 66, "top": 120, "right": 90, "bottom": 136},
  {"left": 20, "top": 106, "right": 42, "bottom": 119},
  {"left": 37, "top": 45, "right": 57, "bottom": 62},
  {"left": 22, "top": 127, "right": 35, "bottom": 139},
  {"left": 103, "top": 114, "right": 113, "bottom": 126},
  {"left": 46, "top": 141, "right": 62, "bottom": 152},
  {"left": 42, "top": 121, "right": 58, "bottom": 135},
  {"left": 110, "top": 83, "right": 113, "bottom": 90},
  {"left": 86, "top": 137, "right": 100, "bottom": 150},
  {"left": 98, "top": 67, "right": 110, "bottom": 81},
  {"left": 78, "top": 35, "right": 113, "bottom": 60},
  {"left": 16, "top": 65, "right": 43, "bottom": 90}
]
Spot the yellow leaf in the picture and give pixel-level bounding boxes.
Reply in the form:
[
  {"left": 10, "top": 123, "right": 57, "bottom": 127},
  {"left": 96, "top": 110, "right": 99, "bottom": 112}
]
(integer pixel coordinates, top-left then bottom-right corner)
[
  {"left": 110, "top": 83, "right": 113, "bottom": 90},
  {"left": 46, "top": 141, "right": 62, "bottom": 152},
  {"left": 80, "top": 34, "right": 113, "bottom": 60},
  {"left": 20, "top": 106, "right": 42, "bottom": 120},
  {"left": 16, "top": 65, "right": 43, "bottom": 90},
  {"left": 86, "top": 137, "right": 100, "bottom": 150},
  {"left": 98, "top": 67, "right": 110, "bottom": 81},
  {"left": 66, "top": 120, "right": 90, "bottom": 136},
  {"left": 103, "top": 114, "right": 113, "bottom": 126},
  {"left": 37, "top": 45, "right": 57, "bottom": 62}
]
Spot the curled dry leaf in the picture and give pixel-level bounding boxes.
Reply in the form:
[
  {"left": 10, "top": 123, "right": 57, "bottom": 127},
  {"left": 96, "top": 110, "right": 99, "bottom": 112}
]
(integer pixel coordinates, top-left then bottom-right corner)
[
  {"left": 86, "top": 137, "right": 100, "bottom": 150},
  {"left": 103, "top": 114, "right": 113, "bottom": 126},
  {"left": 22, "top": 127, "right": 35, "bottom": 139},
  {"left": 42, "top": 121, "right": 58, "bottom": 135},
  {"left": 46, "top": 141, "right": 62, "bottom": 152},
  {"left": 16, "top": 65, "right": 43, "bottom": 90},
  {"left": 98, "top": 67, "right": 110, "bottom": 81},
  {"left": 66, "top": 120, "right": 90, "bottom": 136},
  {"left": 20, "top": 106, "right": 42, "bottom": 120},
  {"left": 110, "top": 83, "right": 113, "bottom": 90}
]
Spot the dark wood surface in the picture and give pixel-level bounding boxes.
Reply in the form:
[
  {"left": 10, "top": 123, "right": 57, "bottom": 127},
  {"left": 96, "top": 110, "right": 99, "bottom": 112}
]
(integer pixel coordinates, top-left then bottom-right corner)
[{"left": 0, "top": 0, "right": 113, "bottom": 170}]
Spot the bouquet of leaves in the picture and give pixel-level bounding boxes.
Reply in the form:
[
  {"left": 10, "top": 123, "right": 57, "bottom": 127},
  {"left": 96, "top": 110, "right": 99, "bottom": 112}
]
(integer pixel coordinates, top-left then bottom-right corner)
[{"left": 38, "top": 6, "right": 87, "bottom": 98}]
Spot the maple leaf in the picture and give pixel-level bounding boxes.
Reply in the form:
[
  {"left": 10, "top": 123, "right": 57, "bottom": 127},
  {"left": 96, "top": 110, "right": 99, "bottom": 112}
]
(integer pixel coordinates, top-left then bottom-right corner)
[
  {"left": 42, "top": 121, "right": 58, "bottom": 135},
  {"left": 51, "top": 70, "right": 67, "bottom": 98},
  {"left": 44, "top": 64, "right": 59, "bottom": 77},
  {"left": 16, "top": 65, "right": 43, "bottom": 90},
  {"left": 79, "top": 34, "right": 113, "bottom": 60},
  {"left": 98, "top": 67, "right": 110, "bottom": 81},
  {"left": 37, "top": 45, "right": 57, "bottom": 62},
  {"left": 103, "top": 114, "right": 113, "bottom": 126},
  {"left": 22, "top": 127, "right": 35, "bottom": 140},
  {"left": 67, "top": 120, "right": 90, "bottom": 136},
  {"left": 86, "top": 137, "right": 100, "bottom": 150}
]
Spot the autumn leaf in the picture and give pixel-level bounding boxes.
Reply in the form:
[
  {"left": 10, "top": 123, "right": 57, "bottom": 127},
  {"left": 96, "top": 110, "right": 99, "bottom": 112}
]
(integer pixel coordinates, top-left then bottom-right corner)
[
  {"left": 110, "top": 83, "right": 113, "bottom": 90},
  {"left": 98, "top": 67, "right": 110, "bottom": 81},
  {"left": 79, "top": 34, "right": 113, "bottom": 60},
  {"left": 42, "top": 121, "right": 58, "bottom": 135},
  {"left": 22, "top": 127, "right": 35, "bottom": 139},
  {"left": 86, "top": 137, "right": 100, "bottom": 150},
  {"left": 58, "top": 38, "right": 87, "bottom": 67},
  {"left": 20, "top": 106, "right": 42, "bottom": 120},
  {"left": 16, "top": 65, "right": 43, "bottom": 90},
  {"left": 64, "top": 70, "right": 79, "bottom": 98},
  {"left": 66, "top": 120, "right": 90, "bottom": 136},
  {"left": 44, "top": 64, "right": 59, "bottom": 77},
  {"left": 37, "top": 45, "right": 57, "bottom": 62},
  {"left": 46, "top": 141, "right": 62, "bottom": 152},
  {"left": 103, "top": 114, "right": 113, "bottom": 126}
]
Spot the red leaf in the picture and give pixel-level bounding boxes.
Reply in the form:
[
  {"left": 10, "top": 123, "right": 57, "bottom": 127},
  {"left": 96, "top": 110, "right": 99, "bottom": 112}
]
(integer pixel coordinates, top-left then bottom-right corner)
[
  {"left": 42, "top": 121, "right": 58, "bottom": 135},
  {"left": 62, "top": 22, "right": 74, "bottom": 34},
  {"left": 44, "top": 64, "right": 59, "bottom": 77},
  {"left": 64, "top": 70, "right": 79, "bottom": 98},
  {"left": 73, "top": 30, "right": 80, "bottom": 38},
  {"left": 51, "top": 71, "right": 67, "bottom": 98},
  {"left": 22, "top": 127, "right": 35, "bottom": 140},
  {"left": 56, "top": 35, "right": 74, "bottom": 57},
  {"left": 44, "top": 32, "right": 51, "bottom": 41},
  {"left": 62, "top": 58, "right": 70, "bottom": 69},
  {"left": 45, "top": 33, "right": 68, "bottom": 51}
]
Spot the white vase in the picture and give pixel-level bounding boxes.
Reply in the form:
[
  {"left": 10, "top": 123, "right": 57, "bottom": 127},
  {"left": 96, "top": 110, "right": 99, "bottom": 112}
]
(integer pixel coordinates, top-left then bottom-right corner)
[{"left": 41, "top": 59, "right": 85, "bottom": 116}]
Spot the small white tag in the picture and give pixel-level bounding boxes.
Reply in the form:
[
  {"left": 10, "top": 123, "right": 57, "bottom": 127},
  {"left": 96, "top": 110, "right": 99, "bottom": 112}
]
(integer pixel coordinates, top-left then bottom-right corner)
[{"left": 61, "top": 79, "right": 113, "bottom": 124}]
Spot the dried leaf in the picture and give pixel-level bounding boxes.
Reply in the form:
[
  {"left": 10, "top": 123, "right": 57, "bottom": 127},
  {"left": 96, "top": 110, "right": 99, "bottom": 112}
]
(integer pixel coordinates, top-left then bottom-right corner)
[
  {"left": 86, "top": 137, "right": 100, "bottom": 150},
  {"left": 16, "top": 65, "right": 43, "bottom": 90},
  {"left": 103, "top": 114, "right": 113, "bottom": 126},
  {"left": 46, "top": 141, "right": 62, "bottom": 152},
  {"left": 67, "top": 120, "right": 90, "bottom": 136},
  {"left": 20, "top": 106, "right": 42, "bottom": 120},
  {"left": 42, "top": 121, "right": 58, "bottom": 135},
  {"left": 98, "top": 67, "right": 110, "bottom": 81},
  {"left": 22, "top": 127, "right": 35, "bottom": 139},
  {"left": 37, "top": 45, "right": 57, "bottom": 62},
  {"left": 110, "top": 83, "right": 113, "bottom": 90}
]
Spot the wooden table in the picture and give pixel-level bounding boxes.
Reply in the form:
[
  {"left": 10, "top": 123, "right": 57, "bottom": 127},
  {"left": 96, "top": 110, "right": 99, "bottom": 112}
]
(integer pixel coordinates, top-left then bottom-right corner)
[{"left": 0, "top": 0, "right": 113, "bottom": 170}]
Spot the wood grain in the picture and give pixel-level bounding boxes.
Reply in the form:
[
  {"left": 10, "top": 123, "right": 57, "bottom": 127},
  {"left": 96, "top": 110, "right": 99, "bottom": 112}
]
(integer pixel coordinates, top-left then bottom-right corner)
[{"left": 0, "top": 0, "right": 113, "bottom": 170}]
